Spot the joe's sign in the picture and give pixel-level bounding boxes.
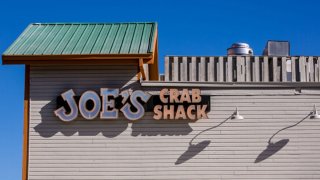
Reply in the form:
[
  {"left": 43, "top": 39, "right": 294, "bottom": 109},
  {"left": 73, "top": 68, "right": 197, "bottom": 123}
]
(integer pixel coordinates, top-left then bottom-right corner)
[{"left": 55, "top": 88, "right": 209, "bottom": 121}]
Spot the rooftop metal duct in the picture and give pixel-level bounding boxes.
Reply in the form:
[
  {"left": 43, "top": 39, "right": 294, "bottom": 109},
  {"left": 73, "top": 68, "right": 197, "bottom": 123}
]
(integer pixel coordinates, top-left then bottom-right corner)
[
  {"left": 227, "top": 43, "right": 253, "bottom": 56},
  {"left": 263, "top": 40, "right": 290, "bottom": 56}
]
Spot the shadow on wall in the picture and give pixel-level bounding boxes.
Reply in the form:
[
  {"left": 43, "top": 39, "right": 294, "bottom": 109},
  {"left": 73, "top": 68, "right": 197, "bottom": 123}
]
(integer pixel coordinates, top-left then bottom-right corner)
[
  {"left": 34, "top": 101, "right": 193, "bottom": 138},
  {"left": 34, "top": 99, "right": 129, "bottom": 138},
  {"left": 175, "top": 115, "right": 232, "bottom": 165},
  {"left": 175, "top": 140, "right": 211, "bottom": 165},
  {"left": 131, "top": 118, "right": 193, "bottom": 136},
  {"left": 255, "top": 139, "right": 289, "bottom": 163},
  {"left": 255, "top": 113, "right": 312, "bottom": 163},
  {"left": 33, "top": 69, "right": 142, "bottom": 138}
]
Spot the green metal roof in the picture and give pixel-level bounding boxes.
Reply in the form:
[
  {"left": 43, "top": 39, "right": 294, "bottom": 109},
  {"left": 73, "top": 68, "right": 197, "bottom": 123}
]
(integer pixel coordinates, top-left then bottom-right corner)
[{"left": 3, "top": 22, "right": 157, "bottom": 56}]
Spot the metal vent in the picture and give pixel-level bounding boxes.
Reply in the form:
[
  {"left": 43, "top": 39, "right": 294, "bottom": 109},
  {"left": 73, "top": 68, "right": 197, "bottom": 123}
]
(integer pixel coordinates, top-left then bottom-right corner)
[
  {"left": 227, "top": 43, "right": 253, "bottom": 56},
  {"left": 263, "top": 40, "right": 290, "bottom": 56}
]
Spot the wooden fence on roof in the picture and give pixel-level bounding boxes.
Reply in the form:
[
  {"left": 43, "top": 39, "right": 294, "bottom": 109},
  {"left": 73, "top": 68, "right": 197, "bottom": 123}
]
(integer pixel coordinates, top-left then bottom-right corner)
[{"left": 164, "top": 56, "right": 320, "bottom": 82}]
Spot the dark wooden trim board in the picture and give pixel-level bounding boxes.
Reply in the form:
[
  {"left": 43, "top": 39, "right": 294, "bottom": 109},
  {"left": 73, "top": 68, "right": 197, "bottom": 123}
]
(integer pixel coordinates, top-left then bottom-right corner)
[{"left": 22, "top": 65, "right": 30, "bottom": 180}]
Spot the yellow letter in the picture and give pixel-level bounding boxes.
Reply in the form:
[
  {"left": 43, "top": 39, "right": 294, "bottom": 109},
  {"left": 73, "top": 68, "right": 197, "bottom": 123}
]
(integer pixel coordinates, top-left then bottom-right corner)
[
  {"left": 180, "top": 89, "right": 191, "bottom": 103},
  {"left": 153, "top": 105, "right": 163, "bottom": 120},
  {"left": 192, "top": 89, "right": 201, "bottom": 103},
  {"left": 197, "top": 105, "right": 208, "bottom": 119},
  {"left": 169, "top": 89, "right": 180, "bottom": 103},
  {"left": 175, "top": 105, "right": 187, "bottom": 119},
  {"left": 187, "top": 105, "right": 196, "bottom": 120},
  {"left": 163, "top": 105, "right": 175, "bottom": 119},
  {"left": 160, "top": 88, "right": 168, "bottom": 103}
]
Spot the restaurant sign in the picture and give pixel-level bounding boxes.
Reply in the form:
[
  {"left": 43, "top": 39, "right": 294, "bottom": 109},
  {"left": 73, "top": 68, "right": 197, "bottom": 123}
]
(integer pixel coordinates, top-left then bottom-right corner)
[{"left": 54, "top": 88, "right": 209, "bottom": 122}]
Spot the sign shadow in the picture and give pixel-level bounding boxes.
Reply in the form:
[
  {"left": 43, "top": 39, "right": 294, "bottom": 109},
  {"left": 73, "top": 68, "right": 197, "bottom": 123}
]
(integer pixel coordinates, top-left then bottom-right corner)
[
  {"left": 34, "top": 99, "right": 128, "bottom": 138},
  {"left": 131, "top": 118, "right": 193, "bottom": 136}
]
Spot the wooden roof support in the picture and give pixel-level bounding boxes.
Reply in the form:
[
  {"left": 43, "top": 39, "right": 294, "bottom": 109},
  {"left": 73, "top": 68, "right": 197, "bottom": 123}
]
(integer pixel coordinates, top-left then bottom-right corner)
[
  {"left": 2, "top": 54, "right": 153, "bottom": 65},
  {"left": 139, "top": 58, "right": 146, "bottom": 80},
  {"left": 22, "top": 65, "right": 30, "bottom": 180},
  {"left": 149, "top": 37, "right": 159, "bottom": 80}
]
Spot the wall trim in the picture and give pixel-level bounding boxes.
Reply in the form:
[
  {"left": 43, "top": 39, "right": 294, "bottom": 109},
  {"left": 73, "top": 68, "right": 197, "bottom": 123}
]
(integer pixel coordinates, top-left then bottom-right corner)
[{"left": 22, "top": 65, "right": 30, "bottom": 180}]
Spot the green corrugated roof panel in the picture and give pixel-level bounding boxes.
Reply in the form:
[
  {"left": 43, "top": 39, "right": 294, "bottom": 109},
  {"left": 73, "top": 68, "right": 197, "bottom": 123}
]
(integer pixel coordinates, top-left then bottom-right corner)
[{"left": 3, "top": 22, "right": 157, "bottom": 56}]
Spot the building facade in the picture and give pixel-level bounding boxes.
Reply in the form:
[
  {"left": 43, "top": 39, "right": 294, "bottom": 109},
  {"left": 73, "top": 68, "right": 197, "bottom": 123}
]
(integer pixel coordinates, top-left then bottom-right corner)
[{"left": 3, "top": 22, "right": 320, "bottom": 179}]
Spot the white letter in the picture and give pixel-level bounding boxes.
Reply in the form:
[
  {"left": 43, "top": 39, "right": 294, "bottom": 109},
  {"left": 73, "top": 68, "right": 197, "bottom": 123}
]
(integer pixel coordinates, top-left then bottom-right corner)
[
  {"left": 54, "top": 89, "right": 78, "bottom": 122},
  {"left": 79, "top": 90, "right": 101, "bottom": 120},
  {"left": 121, "top": 90, "right": 151, "bottom": 121},
  {"left": 100, "top": 88, "right": 119, "bottom": 119}
]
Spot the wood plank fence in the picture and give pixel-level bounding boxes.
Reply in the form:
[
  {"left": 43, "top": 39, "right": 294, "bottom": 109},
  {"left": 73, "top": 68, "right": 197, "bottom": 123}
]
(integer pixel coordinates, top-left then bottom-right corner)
[{"left": 164, "top": 56, "right": 320, "bottom": 82}]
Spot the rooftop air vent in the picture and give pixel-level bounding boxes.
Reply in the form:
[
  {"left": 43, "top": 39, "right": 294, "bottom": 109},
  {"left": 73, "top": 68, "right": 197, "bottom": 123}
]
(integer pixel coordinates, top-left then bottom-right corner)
[
  {"left": 227, "top": 43, "right": 253, "bottom": 56},
  {"left": 263, "top": 40, "right": 290, "bottom": 56}
]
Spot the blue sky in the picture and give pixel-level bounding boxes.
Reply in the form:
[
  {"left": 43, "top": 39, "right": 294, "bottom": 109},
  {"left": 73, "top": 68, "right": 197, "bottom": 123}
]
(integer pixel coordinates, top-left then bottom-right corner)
[{"left": 1, "top": 0, "right": 320, "bottom": 179}]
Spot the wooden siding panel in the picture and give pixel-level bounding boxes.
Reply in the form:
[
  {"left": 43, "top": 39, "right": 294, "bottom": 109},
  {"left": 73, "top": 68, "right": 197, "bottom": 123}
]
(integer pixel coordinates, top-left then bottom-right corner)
[
  {"left": 245, "top": 56, "right": 251, "bottom": 82},
  {"left": 236, "top": 56, "right": 244, "bottom": 82},
  {"left": 173, "top": 57, "right": 179, "bottom": 82},
  {"left": 227, "top": 56, "right": 233, "bottom": 82},
  {"left": 315, "top": 58, "right": 318, "bottom": 82},
  {"left": 300, "top": 56, "right": 306, "bottom": 82},
  {"left": 200, "top": 57, "right": 206, "bottom": 82},
  {"left": 29, "top": 65, "right": 320, "bottom": 179},
  {"left": 281, "top": 57, "right": 287, "bottom": 82},
  {"left": 190, "top": 57, "right": 197, "bottom": 82},
  {"left": 218, "top": 57, "right": 224, "bottom": 82},
  {"left": 164, "top": 56, "right": 170, "bottom": 81},
  {"left": 181, "top": 57, "right": 187, "bottom": 81},
  {"left": 208, "top": 57, "right": 214, "bottom": 82}
]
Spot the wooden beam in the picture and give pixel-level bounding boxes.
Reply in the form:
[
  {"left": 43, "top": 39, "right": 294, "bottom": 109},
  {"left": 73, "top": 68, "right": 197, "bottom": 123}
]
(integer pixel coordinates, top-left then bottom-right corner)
[
  {"left": 139, "top": 58, "right": 146, "bottom": 80},
  {"left": 263, "top": 56, "right": 269, "bottom": 82},
  {"left": 173, "top": 56, "right": 179, "bottom": 81},
  {"left": 218, "top": 56, "right": 224, "bottom": 82},
  {"left": 22, "top": 65, "right": 30, "bottom": 180},
  {"left": 208, "top": 57, "right": 215, "bottom": 82},
  {"left": 181, "top": 57, "right": 188, "bottom": 81},
  {"left": 191, "top": 57, "right": 197, "bottom": 81},
  {"left": 291, "top": 56, "right": 297, "bottom": 82},
  {"left": 200, "top": 57, "right": 206, "bottom": 82},
  {"left": 299, "top": 56, "right": 306, "bottom": 82},
  {"left": 236, "top": 56, "right": 245, "bottom": 82},
  {"left": 165, "top": 56, "right": 170, "bottom": 81},
  {"left": 281, "top": 57, "right": 287, "bottom": 82},
  {"left": 245, "top": 56, "right": 251, "bottom": 82},
  {"left": 253, "top": 56, "right": 260, "bottom": 82},
  {"left": 226, "top": 56, "right": 233, "bottom": 82},
  {"left": 3, "top": 59, "right": 140, "bottom": 65},
  {"left": 149, "top": 24, "right": 158, "bottom": 65},
  {"left": 308, "top": 56, "right": 314, "bottom": 82},
  {"left": 272, "top": 57, "right": 278, "bottom": 82},
  {"left": 148, "top": 35, "right": 159, "bottom": 80},
  {"left": 2, "top": 53, "right": 153, "bottom": 65},
  {"left": 317, "top": 57, "right": 320, "bottom": 82}
]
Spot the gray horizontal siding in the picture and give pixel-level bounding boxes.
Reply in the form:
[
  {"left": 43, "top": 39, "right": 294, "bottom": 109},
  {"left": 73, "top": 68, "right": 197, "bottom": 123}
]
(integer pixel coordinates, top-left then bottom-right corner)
[{"left": 29, "top": 65, "right": 320, "bottom": 179}]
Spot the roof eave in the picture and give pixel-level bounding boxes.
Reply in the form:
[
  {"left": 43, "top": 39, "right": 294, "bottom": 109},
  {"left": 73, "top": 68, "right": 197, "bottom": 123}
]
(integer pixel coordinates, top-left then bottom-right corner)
[{"left": 2, "top": 53, "right": 153, "bottom": 65}]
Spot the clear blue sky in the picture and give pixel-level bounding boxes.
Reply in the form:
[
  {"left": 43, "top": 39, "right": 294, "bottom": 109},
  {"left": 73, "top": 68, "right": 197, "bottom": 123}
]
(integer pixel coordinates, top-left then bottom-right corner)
[{"left": 0, "top": 0, "right": 320, "bottom": 179}]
